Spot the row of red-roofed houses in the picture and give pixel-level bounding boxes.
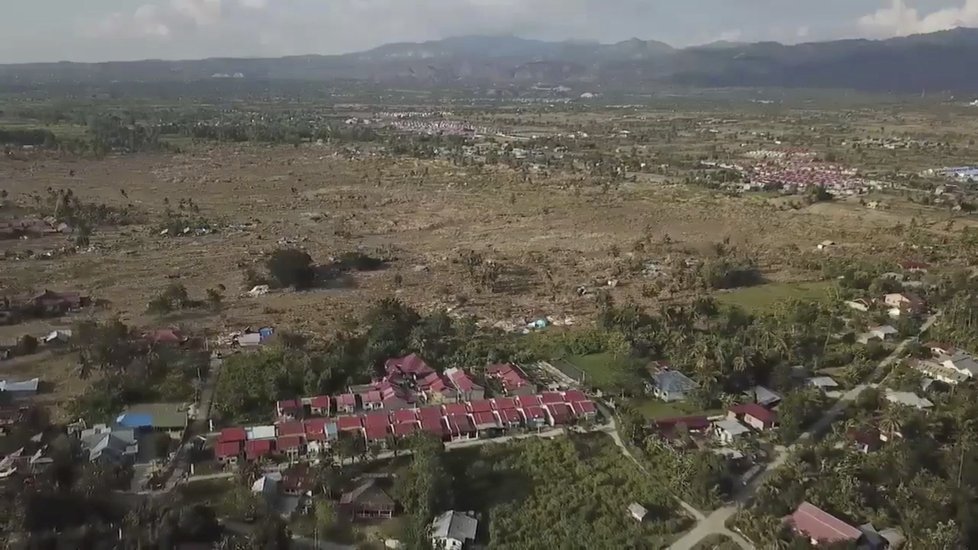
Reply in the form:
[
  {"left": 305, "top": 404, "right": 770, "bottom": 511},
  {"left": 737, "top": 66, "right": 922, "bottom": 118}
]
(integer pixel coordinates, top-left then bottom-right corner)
[
  {"left": 215, "top": 391, "right": 599, "bottom": 466},
  {"left": 275, "top": 357, "right": 538, "bottom": 419}
]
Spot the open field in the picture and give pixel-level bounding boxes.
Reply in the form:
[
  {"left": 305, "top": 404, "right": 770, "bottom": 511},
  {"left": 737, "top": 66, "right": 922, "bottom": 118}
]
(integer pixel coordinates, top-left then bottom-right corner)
[
  {"left": 564, "top": 352, "right": 644, "bottom": 391},
  {"left": 2, "top": 100, "right": 977, "bottom": 417},
  {"left": 629, "top": 398, "right": 722, "bottom": 421},
  {"left": 714, "top": 281, "right": 835, "bottom": 314}
]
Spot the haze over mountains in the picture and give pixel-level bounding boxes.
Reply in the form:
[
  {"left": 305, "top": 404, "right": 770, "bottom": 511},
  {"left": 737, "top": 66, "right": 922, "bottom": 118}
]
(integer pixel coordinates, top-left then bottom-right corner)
[{"left": 3, "top": 28, "right": 978, "bottom": 93}]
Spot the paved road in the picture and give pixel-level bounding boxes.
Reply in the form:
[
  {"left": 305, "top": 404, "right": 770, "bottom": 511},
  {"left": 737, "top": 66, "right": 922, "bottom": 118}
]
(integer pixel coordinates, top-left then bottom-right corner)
[
  {"left": 668, "top": 312, "right": 941, "bottom": 549},
  {"left": 140, "top": 355, "right": 224, "bottom": 494}
]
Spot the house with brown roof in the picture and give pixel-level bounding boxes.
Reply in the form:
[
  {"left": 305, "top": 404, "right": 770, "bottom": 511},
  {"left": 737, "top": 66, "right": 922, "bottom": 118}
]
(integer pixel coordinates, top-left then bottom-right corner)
[
  {"left": 418, "top": 407, "right": 447, "bottom": 439},
  {"left": 30, "top": 290, "right": 87, "bottom": 315},
  {"left": 728, "top": 403, "right": 777, "bottom": 431},
  {"left": 340, "top": 479, "right": 396, "bottom": 519},
  {"left": 446, "top": 414, "right": 476, "bottom": 442},
  {"left": 786, "top": 502, "right": 862, "bottom": 546}
]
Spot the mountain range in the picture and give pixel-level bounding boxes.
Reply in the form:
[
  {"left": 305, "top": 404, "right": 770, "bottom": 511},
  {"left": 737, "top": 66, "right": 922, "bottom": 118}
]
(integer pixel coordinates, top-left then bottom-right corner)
[{"left": 4, "top": 29, "right": 978, "bottom": 93}]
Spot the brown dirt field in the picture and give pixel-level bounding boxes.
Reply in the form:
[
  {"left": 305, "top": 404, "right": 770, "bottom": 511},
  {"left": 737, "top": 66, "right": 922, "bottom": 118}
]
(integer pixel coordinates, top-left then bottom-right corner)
[{"left": 0, "top": 142, "right": 938, "bottom": 415}]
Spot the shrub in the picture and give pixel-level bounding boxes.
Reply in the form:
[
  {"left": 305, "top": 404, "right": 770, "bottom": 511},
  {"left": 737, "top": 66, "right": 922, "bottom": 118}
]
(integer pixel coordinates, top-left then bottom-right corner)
[{"left": 266, "top": 249, "right": 315, "bottom": 289}]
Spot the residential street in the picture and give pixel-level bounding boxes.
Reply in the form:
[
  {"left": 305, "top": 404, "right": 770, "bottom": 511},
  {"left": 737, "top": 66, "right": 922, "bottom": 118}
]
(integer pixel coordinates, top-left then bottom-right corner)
[
  {"left": 668, "top": 312, "right": 941, "bottom": 549},
  {"left": 141, "top": 355, "right": 224, "bottom": 494}
]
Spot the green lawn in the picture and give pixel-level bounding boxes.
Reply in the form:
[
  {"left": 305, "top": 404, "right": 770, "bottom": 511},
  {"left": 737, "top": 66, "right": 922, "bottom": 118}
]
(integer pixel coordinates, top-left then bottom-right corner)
[
  {"left": 630, "top": 397, "right": 722, "bottom": 420},
  {"left": 565, "top": 352, "right": 643, "bottom": 391},
  {"left": 715, "top": 280, "right": 834, "bottom": 314}
]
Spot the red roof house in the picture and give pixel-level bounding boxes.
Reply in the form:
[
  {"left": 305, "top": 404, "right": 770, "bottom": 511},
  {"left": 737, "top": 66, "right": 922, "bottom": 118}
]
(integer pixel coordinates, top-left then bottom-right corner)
[
  {"left": 391, "top": 409, "right": 419, "bottom": 424},
  {"left": 521, "top": 406, "right": 547, "bottom": 425},
  {"left": 562, "top": 389, "right": 587, "bottom": 403},
  {"left": 491, "top": 397, "right": 517, "bottom": 410},
  {"left": 786, "top": 502, "right": 862, "bottom": 545},
  {"left": 245, "top": 439, "right": 274, "bottom": 460},
  {"left": 143, "top": 328, "right": 188, "bottom": 346},
  {"left": 445, "top": 367, "right": 485, "bottom": 401},
  {"left": 728, "top": 403, "right": 777, "bottom": 430},
  {"left": 364, "top": 424, "right": 389, "bottom": 444},
  {"left": 361, "top": 390, "right": 384, "bottom": 410},
  {"left": 545, "top": 402, "right": 573, "bottom": 425},
  {"left": 420, "top": 416, "right": 446, "bottom": 438},
  {"left": 466, "top": 400, "right": 493, "bottom": 414},
  {"left": 336, "top": 393, "right": 357, "bottom": 413},
  {"left": 308, "top": 395, "right": 330, "bottom": 416},
  {"left": 337, "top": 415, "right": 364, "bottom": 432},
  {"left": 471, "top": 411, "right": 500, "bottom": 431},
  {"left": 385, "top": 353, "right": 435, "bottom": 380},
  {"left": 446, "top": 414, "right": 476, "bottom": 440},
  {"left": 276, "top": 421, "right": 305, "bottom": 437},
  {"left": 303, "top": 418, "right": 327, "bottom": 439},
  {"left": 540, "top": 391, "right": 565, "bottom": 405},
  {"left": 486, "top": 363, "right": 536, "bottom": 396},
  {"left": 215, "top": 441, "right": 242, "bottom": 460},
  {"left": 497, "top": 408, "right": 523, "bottom": 426},
  {"left": 393, "top": 422, "right": 419, "bottom": 438},
  {"left": 442, "top": 402, "right": 469, "bottom": 417},
  {"left": 417, "top": 372, "right": 459, "bottom": 402},
  {"left": 277, "top": 399, "right": 302, "bottom": 418},
  {"left": 364, "top": 411, "right": 391, "bottom": 429},
  {"left": 571, "top": 400, "right": 598, "bottom": 419},
  {"left": 219, "top": 427, "right": 247, "bottom": 444},
  {"left": 277, "top": 435, "right": 304, "bottom": 453},
  {"left": 515, "top": 394, "right": 543, "bottom": 409}
]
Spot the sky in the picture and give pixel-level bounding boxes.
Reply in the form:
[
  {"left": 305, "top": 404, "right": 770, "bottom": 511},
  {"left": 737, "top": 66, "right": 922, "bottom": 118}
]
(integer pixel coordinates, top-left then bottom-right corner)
[{"left": 2, "top": 0, "right": 978, "bottom": 63}]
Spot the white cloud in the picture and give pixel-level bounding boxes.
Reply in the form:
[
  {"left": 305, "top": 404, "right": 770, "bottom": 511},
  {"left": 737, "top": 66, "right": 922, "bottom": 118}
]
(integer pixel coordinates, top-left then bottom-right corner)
[
  {"left": 858, "top": 0, "right": 978, "bottom": 37},
  {"left": 83, "top": 0, "right": 270, "bottom": 40}
]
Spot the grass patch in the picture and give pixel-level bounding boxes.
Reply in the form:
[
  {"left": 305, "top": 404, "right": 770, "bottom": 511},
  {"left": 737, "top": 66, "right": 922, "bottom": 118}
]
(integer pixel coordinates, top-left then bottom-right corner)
[
  {"left": 445, "top": 433, "right": 692, "bottom": 549},
  {"left": 629, "top": 397, "right": 723, "bottom": 420},
  {"left": 178, "top": 478, "right": 234, "bottom": 507},
  {"left": 564, "top": 352, "right": 644, "bottom": 391},
  {"left": 715, "top": 280, "right": 834, "bottom": 314}
]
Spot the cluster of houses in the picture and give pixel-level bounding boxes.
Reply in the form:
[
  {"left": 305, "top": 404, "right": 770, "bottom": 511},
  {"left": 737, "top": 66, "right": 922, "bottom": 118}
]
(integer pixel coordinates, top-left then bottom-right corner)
[
  {"left": 845, "top": 291, "right": 928, "bottom": 321},
  {"left": 734, "top": 149, "right": 878, "bottom": 195},
  {"left": 214, "top": 355, "right": 598, "bottom": 465},
  {"left": 911, "top": 342, "right": 978, "bottom": 386},
  {"left": 216, "top": 390, "right": 599, "bottom": 465},
  {"left": 652, "top": 388, "right": 780, "bottom": 448}
]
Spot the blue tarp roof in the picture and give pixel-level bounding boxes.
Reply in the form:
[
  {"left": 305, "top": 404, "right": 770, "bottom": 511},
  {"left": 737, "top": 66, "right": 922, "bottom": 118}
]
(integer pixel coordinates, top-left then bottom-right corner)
[{"left": 116, "top": 413, "right": 154, "bottom": 428}]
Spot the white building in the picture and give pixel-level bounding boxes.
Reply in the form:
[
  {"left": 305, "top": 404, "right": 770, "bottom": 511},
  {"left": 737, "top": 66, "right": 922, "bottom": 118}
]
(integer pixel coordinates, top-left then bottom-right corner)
[{"left": 714, "top": 419, "right": 750, "bottom": 445}]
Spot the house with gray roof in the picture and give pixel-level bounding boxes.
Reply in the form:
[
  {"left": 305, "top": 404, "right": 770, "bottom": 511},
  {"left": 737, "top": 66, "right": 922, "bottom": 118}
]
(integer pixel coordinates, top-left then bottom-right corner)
[
  {"left": 0, "top": 378, "right": 39, "bottom": 399},
  {"left": 79, "top": 424, "right": 138, "bottom": 464},
  {"left": 431, "top": 510, "right": 478, "bottom": 550},
  {"left": 650, "top": 370, "right": 698, "bottom": 402},
  {"left": 885, "top": 389, "right": 933, "bottom": 410},
  {"left": 116, "top": 403, "right": 188, "bottom": 438}
]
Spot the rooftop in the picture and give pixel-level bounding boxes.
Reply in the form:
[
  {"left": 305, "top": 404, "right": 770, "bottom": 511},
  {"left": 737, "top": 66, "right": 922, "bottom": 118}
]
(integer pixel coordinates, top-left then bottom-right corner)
[
  {"left": 431, "top": 510, "right": 478, "bottom": 543},
  {"left": 787, "top": 502, "right": 862, "bottom": 544},
  {"left": 652, "top": 370, "right": 698, "bottom": 393}
]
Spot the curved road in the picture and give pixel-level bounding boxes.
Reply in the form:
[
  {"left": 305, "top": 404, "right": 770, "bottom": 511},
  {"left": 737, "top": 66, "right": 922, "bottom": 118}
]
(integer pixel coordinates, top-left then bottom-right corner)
[{"left": 668, "top": 312, "right": 940, "bottom": 549}]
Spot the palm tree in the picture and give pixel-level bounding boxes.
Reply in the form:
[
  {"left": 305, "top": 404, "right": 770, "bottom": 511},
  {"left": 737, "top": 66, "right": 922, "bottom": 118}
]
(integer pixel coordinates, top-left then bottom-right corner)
[{"left": 879, "top": 407, "right": 904, "bottom": 441}]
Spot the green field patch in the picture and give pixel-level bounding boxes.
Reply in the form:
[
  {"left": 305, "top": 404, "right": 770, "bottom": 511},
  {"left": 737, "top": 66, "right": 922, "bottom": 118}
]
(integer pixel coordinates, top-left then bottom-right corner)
[
  {"left": 715, "top": 280, "right": 834, "bottom": 314},
  {"left": 563, "top": 352, "right": 644, "bottom": 391}
]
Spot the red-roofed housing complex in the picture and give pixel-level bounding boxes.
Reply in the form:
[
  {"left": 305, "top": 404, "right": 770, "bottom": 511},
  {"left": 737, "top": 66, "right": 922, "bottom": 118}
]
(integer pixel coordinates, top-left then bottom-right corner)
[{"left": 214, "top": 389, "right": 601, "bottom": 466}]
